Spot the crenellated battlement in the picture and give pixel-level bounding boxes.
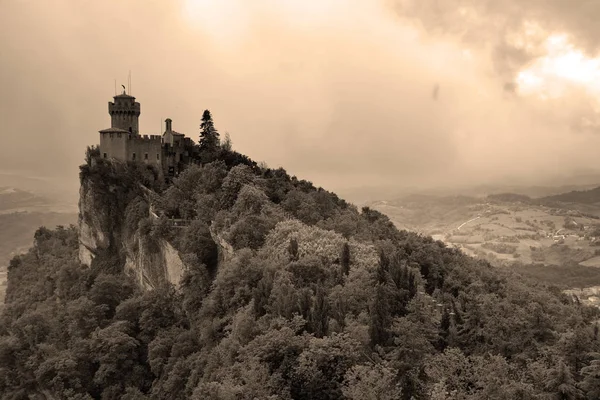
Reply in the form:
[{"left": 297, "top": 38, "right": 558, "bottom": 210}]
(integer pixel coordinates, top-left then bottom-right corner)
[
  {"left": 108, "top": 102, "right": 140, "bottom": 116},
  {"left": 137, "top": 134, "right": 162, "bottom": 141},
  {"left": 101, "top": 132, "right": 163, "bottom": 142}
]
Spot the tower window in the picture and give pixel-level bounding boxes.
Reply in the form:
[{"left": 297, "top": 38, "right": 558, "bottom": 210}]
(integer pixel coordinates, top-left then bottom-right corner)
[
  {"left": 132, "top": 153, "right": 136, "bottom": 161},
  {"left": 144, "top": 153, "right": 148, "bottom": 160},
  {"left": 103, "top": 153, "right": 107, "bottom": 159},
  {"left": 156, "top": 153, "right": 160, "bottom": 160}
]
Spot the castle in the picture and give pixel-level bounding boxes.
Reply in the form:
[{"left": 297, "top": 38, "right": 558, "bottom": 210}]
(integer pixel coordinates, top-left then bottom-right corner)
[{"left": 98, "top": 89, "right": 196, "bottom": 177}]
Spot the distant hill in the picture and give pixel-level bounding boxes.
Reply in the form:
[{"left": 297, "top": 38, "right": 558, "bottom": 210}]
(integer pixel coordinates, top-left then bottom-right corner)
[
  {"left": 340, "top": 181, "right": 600, "bottom": 205},
  {"left": 0, "top": 187, "right": 77, "bottom": 263},
  {"left": 487, "top": 193, "right": 532, "bottom": 204},
  {"left": 0, "top": 171, "right": 79, "bottom": 205},
  {"left": 370, "top": 187, "right": 600, "bottom": 275},
  {"left": 0, "top": 187, "right": 78, "bottom": 307},
  {"left": 540, "top": 186, "right": 600, "bottom": 205},
  {"left": 0, "top": 211, "right": 77, "bottom": 265},
  {"left": 0, "top": 187, "right": 47, "bottom": 211}
]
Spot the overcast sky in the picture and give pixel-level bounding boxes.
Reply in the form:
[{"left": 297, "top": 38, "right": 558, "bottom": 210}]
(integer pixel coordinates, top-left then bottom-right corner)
[{"left": 2, "top": 0, "right": 600, "bottom": 201}]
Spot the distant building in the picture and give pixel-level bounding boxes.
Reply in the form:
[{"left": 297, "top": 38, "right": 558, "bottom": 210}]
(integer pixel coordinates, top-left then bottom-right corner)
[{"left": 98, "top": 89, "right": 195, "bottom": 178}]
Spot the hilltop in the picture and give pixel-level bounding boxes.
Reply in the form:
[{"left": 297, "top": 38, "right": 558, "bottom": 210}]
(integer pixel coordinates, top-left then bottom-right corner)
[
  {"left": 541, "top": 186, "right": 600, "bottom": 205},
  {"left": 2, "top": 137, "right": 600, "bottom": 399}
]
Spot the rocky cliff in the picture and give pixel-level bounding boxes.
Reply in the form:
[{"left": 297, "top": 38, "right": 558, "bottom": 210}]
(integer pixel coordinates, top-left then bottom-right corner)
[
  {"left": 77, "top": 159, "right": 223, "bottom": 290},
  {"left": 123, "top": 233, "right": 186, "bottom": 290},
  {"left": 78, "top": 178, "right": 110, "bottom": 267},
  {"left": 78, "top": 177, "right": 192, "bottom": 289}
]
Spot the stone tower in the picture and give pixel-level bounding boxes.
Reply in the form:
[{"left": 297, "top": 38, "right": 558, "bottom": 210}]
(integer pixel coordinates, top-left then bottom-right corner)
[{"left": 108, "top": 88, "right": 141, "bottom": 134}]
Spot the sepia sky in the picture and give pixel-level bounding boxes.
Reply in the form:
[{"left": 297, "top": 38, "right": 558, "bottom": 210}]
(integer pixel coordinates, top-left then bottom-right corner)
[{"left": 3, "top": 0, "right": 600, "bottom": 201}]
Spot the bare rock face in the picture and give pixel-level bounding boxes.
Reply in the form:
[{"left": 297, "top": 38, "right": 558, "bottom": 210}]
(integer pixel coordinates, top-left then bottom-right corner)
[
  {"left": 79, "top": 174, "right": 187, "bottom": 289},
  {"left": 77, "top": 168, "right": 227, "bottom": 290},
  {"left": 78, "top": 179, "right": 110, "bottom": 267},
  {"left": 210, "top": 224, "right": 234, "bottom": 265},
  {"left": 123, "top": 233, "right": 186, "bottom": 290}
]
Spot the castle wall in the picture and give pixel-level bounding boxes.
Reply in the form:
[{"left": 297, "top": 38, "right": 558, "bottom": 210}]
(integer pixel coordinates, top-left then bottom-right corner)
[
  {"left": 100, "top": 132, "right": 130, "bottom": 161},
  {"left": 100, "top": 133, "right": 163, "bottom": 169},
  {"left": 130, "top": 135, "right": 163, "bottom": 167}
]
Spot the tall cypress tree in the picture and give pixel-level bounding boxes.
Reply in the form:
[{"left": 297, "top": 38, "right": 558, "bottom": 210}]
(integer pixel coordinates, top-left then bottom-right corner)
[
  {"left": 310, "top": 285, "right": 330, "bottom": 338},
  {"left": 369, "top": 283, "right": 391, "bottom": 348},
  {"left": 340, "top": 242, "right": 350, "bottom": 276}
]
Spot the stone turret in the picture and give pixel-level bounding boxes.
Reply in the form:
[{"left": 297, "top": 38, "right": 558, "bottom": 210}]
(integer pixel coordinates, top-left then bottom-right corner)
[{"left": 108, "top": 89, "right": 141, "bottom": 134}]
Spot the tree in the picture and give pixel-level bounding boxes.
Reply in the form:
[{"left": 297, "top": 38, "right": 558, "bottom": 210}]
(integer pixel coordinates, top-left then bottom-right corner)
[
  {"left": 369, "top": 284, "right": 391, "bottom": 347},
  {"left": 545, "top": 360, "right": 583, "bottom": 400},
  {"left": 310, "top": 285, "right": 330, "bottom": 338},
  {"left": 288, "top": 238, "right": 299, "bottom": 262},
  {"left": 221, "top": 132, "right": 232, "bottom": 151},
  {"left": 341, "top": 242, "right": 351, "bottom": 276},
  {"left": 342, "top": 363, "right": 402, "bottom": 400},
  {"left": 219, "top": 165, "right": 256, "bottom": 209},
  {"left": 199, "top": 109, "right": 220, "bottom": 152},
  {"left": 581, "top": 353, "right": 600, "bottom": 400}
]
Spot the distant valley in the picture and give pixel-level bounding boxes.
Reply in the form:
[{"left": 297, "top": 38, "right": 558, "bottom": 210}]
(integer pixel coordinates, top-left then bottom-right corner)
[
  {"left": 370, "top": 185, "right": 600, "bottom": 306},
  {"left": 0, "top": 186, "right": 77, "bottom": 306}
]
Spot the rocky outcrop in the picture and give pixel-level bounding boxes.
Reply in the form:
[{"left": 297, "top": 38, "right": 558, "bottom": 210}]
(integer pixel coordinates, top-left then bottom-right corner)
[
  {"left": 123, "top": 234, "right": 186, "bottom": 290},
  {"left": 210, "top": 224, "right": 234, "bottom": 265},
  {"left": 78, "top": 164, "right": 230, "bottom": 290},
  {"left": 79, "top": 174, "right": 188, "bottom": 288},
  {"left": 78, "top": 178, "right": 110, "bottom": 266}
]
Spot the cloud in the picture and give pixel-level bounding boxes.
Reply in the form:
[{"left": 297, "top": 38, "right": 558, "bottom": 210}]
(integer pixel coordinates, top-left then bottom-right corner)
[
  {"left": 2, "top": 0, "right": 600, "bottom": 202},
  {"left": 391, "top": 0, "right": 600, "bottom": 81}
]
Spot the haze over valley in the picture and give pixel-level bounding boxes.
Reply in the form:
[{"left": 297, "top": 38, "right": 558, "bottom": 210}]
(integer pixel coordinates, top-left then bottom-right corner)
[{"left": 0, "top": 185, "right": 77, "bottom": 307}]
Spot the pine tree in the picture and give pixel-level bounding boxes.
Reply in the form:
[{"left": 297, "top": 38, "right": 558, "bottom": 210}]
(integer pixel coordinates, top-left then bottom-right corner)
[{"left": 199, "top": 110, "right": 220, "bottom": 152}]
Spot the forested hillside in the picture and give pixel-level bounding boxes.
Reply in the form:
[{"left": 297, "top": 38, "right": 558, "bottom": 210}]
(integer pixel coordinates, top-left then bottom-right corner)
[
  {"left": 2, "top": 140, "right": 600, "bottom": 399},
  {"left": 541, "top": 186, "right": 600, "bottom": 205}
]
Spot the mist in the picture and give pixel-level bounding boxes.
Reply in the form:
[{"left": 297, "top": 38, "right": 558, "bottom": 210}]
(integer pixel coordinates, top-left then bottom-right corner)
[{"left": 2, "top": 0, "right": 600, "bottom": 203}]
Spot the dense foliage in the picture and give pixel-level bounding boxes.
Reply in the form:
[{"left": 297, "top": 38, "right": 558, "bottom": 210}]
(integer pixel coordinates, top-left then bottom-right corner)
[{"left": 3, "top": 143, "right": 600, "bottom": 399}]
